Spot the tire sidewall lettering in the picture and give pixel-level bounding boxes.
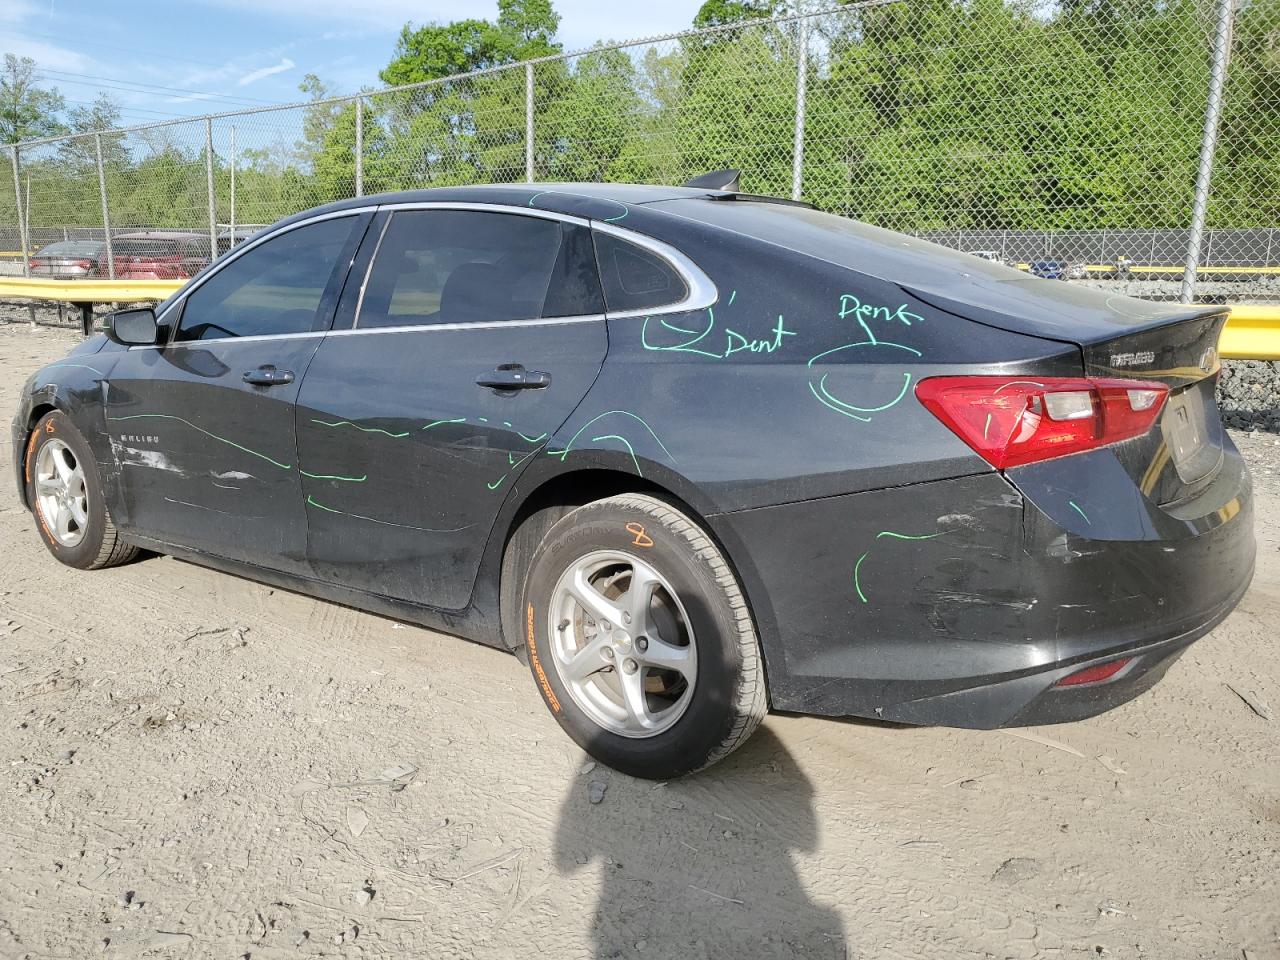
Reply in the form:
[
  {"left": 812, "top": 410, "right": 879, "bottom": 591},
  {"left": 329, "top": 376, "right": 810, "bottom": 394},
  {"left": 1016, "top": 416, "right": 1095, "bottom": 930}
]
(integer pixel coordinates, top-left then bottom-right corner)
[{"left": 526, "top": 601, "right": 561, "bottom": 713}]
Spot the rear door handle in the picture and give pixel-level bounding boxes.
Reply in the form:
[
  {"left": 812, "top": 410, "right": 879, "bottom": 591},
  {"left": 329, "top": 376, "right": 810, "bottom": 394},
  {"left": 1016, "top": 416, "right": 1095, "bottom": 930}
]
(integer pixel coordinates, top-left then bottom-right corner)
[
  {"left": 242, "top": 364, "right": 295, "bottom": 386},
  {"left": 476, "top": 364, "right": 551, "bottom": 391}
]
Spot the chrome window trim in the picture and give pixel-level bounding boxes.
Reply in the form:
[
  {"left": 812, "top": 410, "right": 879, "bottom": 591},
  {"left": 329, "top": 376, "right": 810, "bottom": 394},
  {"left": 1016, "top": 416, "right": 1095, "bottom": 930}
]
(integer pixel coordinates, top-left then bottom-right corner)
[
  {"left": 590, "top": 219, "right": 717, "bottom": 319},
  {"left": 155, "top": 206, "right": 377, "bottom": 328},
  {"left": 329, "top": 315, "right": 607, "bottom": 337},
  {"left": 125, "top": 315, "right": 606, "bottom": 351},
  {"left": 148, "top": 199, "right": 715, "bottom": 345}
]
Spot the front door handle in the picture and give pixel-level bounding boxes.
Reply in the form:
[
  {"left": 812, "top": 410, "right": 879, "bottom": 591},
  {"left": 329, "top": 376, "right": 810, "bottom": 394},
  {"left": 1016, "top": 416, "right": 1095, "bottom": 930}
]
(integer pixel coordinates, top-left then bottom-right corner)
[
  {"left": 476, "top": 364, "right": 551, "bottom": 391},
  {"left": 242, "top": 364, "right": 295, "bottom": 386}
]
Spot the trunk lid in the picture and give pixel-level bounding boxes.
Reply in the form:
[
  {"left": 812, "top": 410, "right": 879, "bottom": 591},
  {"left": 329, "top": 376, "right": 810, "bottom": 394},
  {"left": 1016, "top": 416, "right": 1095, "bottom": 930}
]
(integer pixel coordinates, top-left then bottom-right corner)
[{"left": 905, "top": 279, "right": 1228, "bottom": 507}]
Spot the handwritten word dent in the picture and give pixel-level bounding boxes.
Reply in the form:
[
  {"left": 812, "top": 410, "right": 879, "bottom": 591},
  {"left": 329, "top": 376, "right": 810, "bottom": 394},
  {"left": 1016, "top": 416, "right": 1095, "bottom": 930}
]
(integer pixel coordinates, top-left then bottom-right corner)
[
  {"left": 726, "top": 315, "right": 796, "bottom": 356},
  {"left": 642, "top": 308, "right": 795, "bottom": 360}
]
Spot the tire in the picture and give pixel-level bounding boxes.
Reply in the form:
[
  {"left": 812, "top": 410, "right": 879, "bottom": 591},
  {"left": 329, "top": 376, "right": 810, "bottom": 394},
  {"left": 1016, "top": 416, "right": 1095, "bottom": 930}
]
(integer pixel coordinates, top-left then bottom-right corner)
[
  {"left": 520, "top": 493, "right": 767, "bottom": 779},
  {"left": 24, "top": 411, "right": 138, "bottom": 570}
]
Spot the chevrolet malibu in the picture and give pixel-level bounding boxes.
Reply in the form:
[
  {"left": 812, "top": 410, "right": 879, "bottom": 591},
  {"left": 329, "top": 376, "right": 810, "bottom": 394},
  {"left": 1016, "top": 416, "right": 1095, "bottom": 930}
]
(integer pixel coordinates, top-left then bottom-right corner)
[{"left": 12, "top": 181, "right": 1255, "bottom": 779}]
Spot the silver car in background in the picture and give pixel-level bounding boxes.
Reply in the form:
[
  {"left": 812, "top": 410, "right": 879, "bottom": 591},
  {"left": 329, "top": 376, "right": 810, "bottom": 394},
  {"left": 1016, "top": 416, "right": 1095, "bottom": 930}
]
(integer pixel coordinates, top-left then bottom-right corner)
[{"left": 28, "top": 240, "right": 108, "bottom": 279}]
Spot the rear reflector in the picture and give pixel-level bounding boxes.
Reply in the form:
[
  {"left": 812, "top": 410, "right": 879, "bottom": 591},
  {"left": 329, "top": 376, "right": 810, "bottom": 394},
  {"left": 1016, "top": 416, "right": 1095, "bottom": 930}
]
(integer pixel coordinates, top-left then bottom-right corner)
[
  {"left": 915, "top": 376, "right": 1169, "bottom": 469},
  {"left": 1054, "top": 658, "right": 1132, "bottom": 687}
]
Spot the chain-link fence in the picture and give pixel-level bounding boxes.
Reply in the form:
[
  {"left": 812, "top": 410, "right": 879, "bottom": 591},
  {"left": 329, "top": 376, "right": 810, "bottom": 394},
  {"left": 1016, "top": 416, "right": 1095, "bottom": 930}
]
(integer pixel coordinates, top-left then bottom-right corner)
[{"left": 3, "top": 0, "right": 1277, "bottom": 303}]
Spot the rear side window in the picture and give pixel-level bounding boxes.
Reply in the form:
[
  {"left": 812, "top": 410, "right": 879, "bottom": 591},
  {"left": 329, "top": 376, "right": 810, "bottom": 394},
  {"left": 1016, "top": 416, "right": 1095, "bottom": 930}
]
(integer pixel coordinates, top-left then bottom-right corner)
[
  {"left": 173, "top": 217, "right": 356, "bottom": 342},
  {"left": 357, "top": 210, "right": 604, "bottom": 328},
  {"left": 593, "top": 232, "right": 688, "bottom": 313}
]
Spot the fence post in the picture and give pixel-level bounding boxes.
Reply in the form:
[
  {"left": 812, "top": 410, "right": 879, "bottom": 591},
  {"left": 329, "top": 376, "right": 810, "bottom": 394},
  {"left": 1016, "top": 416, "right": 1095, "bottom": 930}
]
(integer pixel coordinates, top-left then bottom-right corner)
[
  {"left": 95, "top": 133, "right": 116, "bottom": 280},
  {"left": 354, "top": 97, "right": 364, "bottom": 198},
  {"left": 10, "top": 146, "right": 29, "bottom": 279},
  {"left": 230, "top": 125, "right": 237, "bottom": 239},
  {"left": 525, "top": 62, "right": 535, "bottom": 184},
  {"left": 205, "top": 117, "right": 217, "bottom": 262},
  {"left": 1181, "top": 0, "right": 1235, "bottom": 304},
  {"left": 791, "top": 15, "right": 810, "bottom": 202}
]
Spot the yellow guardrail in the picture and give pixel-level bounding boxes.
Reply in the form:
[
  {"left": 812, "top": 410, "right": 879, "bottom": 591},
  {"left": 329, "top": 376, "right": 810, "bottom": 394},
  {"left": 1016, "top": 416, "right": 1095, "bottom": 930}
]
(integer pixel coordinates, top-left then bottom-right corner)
[
  {"left": 0, "top": 277, "right": 183, "bottom": 301},
  {"left": 1219, "top": 304, "right": 1280, "bottom": 361},
  {"left": 0, "top": 277, "right": 1276, "bottom": 359},
  {"left": 1015, "top": 262, "right": 1280, "bottom": 276}
]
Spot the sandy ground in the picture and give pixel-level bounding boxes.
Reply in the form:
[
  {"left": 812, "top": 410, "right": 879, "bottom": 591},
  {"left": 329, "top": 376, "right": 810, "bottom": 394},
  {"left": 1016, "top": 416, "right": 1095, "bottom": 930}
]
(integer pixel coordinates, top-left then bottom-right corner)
[{"left": 0, "top": 322, "right": 1277, "bottom": 960}]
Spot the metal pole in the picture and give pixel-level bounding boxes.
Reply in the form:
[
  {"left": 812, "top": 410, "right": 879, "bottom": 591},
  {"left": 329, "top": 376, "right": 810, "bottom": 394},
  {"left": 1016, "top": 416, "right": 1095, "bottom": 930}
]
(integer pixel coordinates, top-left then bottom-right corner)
[
  {"left": 205, "top": 117, "right": 217, "bottom": 262},
  {"left": 95, "top": 133, "right": 116, "bottom": 280},
  {"left": 11, "top": 146, "right": 29, "bottom": 278},
  {"left": 354, "top": 97, "right": 364, "bottom": 198},
  {"left": 1181, "top": 0, "right": 1235, "bottom": 304},
  {"left": 525, "top": 62, "right": 534, "bottom": 183},
  {"left": 791, "top": 16, "right": 810, "bottom": 201},
  {"left": 230, "top": 125, "right": 237, "bottom": 239}
]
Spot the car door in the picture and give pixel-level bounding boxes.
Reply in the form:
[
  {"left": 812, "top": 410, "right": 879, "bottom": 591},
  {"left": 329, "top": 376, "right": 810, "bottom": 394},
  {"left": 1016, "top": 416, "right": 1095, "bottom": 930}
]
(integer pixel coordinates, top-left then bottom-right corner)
[
  {"left": 293, "top": 205, "right": 608, "bottom": 610},
  {"left": 103, "top": 211, "right": 370, "bottom": 572}
]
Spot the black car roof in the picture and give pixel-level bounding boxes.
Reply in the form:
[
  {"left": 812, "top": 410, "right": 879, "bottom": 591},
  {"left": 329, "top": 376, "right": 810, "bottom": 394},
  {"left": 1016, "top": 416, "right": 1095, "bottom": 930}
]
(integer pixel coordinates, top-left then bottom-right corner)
[{"left": 289, "top": 182, "right": 718, "bottom": 223}]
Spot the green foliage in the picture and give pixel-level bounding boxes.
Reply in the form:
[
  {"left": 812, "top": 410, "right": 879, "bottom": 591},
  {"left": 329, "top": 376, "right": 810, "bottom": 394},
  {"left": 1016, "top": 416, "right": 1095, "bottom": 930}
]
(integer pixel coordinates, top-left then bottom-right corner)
[{"left": 1, "top": 54, "right": 66, "bottom": 144}]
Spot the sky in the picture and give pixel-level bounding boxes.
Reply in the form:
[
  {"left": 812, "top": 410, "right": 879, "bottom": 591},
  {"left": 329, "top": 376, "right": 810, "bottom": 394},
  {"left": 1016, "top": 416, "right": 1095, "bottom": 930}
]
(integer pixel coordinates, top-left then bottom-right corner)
[{"left": 1, "top": 0, "right": 707, "bottom": 130}]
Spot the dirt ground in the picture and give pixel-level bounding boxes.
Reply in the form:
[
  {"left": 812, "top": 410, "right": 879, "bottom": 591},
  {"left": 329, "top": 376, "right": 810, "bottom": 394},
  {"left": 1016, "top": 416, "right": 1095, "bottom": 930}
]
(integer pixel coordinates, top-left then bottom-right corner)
[{"left": 0, "top": 322, "right": 1276, "bottom": 960}]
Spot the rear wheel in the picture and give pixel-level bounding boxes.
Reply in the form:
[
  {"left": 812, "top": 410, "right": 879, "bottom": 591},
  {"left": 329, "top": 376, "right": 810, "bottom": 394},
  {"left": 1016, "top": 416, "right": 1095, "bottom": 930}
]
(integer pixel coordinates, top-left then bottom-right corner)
[
  {"left": 25, "top": 411, "right": 138, "bottom": 570},
  {"left": 521, "top": 494, "right": 766, "bottom": 779}
]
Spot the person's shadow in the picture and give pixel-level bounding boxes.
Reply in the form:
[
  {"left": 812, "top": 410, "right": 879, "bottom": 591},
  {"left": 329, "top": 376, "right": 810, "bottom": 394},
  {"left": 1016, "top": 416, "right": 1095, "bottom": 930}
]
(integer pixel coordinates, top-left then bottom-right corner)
[{"left": 552, "top": 726, "right": 846, "bottom": 959}]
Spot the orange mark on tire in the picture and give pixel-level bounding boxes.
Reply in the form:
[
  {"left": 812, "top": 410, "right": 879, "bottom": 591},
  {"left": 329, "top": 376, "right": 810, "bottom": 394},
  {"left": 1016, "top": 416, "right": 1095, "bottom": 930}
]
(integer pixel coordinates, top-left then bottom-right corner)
[
  {"left": 527, "top": 602, "right": 561, "bottom": 713},
  {"left": 24, "top": 428, "right": 39, "bottom": 484},
  {"left": 45, "top": 420, "right": 55, "bottom": 434},
  {"left": 625, "top": 522, "right": 654, "bottom": 548}
]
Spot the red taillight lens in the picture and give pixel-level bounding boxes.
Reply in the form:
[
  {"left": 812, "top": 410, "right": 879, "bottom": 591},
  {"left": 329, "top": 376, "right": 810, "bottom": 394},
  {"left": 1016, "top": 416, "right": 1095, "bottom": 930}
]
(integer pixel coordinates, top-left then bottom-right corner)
[
  {"left": 28, "top": 258, "right": 38, "bottom": 269},
  {"left": 1054, "top": 657, "right": 1132, "bottom": 687},
  {"left": 915, "top": 376, "right": 1169, "bottom": 469},
  {"left": 74, "top": 259, "right": 92, "bottom": 269}
]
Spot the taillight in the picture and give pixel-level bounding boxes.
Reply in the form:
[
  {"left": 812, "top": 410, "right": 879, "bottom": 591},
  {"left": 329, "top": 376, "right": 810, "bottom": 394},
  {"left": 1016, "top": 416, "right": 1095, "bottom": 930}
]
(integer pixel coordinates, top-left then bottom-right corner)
[
  {"left": 74, "top": 259, "right": 92, "bottom": 269},
  {"left": 915, "top": 376, "right": 1169, "bottom": 469},
  {"left": 28, "top": 258, "right": 38, "bottom": 269}
]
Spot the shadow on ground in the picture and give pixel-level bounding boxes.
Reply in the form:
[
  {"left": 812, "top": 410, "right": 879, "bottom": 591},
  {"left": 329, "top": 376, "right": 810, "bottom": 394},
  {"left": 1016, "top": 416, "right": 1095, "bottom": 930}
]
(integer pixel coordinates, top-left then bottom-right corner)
[{"left": 552, "top": 727, "right": 846, "bottom": 959}]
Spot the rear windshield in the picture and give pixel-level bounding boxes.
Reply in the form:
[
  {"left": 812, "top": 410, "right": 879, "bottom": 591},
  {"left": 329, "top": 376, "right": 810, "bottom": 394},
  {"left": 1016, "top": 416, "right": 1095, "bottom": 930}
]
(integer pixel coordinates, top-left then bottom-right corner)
[
  {"left": 115, "top": 239, "right": 185, "bottom": 257},
  {"left": 36, "top": 240, "right": 102, "bottom": 258}
]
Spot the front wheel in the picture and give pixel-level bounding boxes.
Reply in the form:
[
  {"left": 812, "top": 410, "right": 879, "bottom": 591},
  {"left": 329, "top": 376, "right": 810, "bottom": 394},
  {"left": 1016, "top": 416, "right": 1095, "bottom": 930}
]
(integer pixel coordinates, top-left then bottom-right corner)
[
  {"left": 25, "top": 411, "right": 138, "bottom": 570},
  {"left": 520, "top": 494, "right": 766, "bottom": 779}
]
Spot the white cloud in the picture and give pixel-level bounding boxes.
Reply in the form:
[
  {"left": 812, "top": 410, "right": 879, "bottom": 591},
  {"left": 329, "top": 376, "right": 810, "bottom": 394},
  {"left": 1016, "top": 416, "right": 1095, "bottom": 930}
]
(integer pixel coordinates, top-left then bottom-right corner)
[
  {"left": 237, "top": 57, "right": 295, "bottom": 86},
  {"left": 0, "top": 35, "right": 93, "bottom": 73}
]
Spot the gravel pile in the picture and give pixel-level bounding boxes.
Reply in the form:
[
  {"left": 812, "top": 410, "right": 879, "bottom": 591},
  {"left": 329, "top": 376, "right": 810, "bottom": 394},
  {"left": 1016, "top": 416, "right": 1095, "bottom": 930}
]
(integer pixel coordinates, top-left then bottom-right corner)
[{"left": 1218, "top": 360, "right": 1280, "bottom": 433}]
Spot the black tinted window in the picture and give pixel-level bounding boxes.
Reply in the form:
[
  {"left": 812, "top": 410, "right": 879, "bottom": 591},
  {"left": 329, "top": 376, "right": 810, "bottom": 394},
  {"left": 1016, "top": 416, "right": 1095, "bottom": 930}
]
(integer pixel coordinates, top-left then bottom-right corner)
[
  {"left": 593, "top": 232, "right": 688, "bottom": 313},
  {"left": 358, "top": 210, "right": 603, "bottom": 328},
  {"left": 174, "top": 217, "right": 355, "bottom": 342}
]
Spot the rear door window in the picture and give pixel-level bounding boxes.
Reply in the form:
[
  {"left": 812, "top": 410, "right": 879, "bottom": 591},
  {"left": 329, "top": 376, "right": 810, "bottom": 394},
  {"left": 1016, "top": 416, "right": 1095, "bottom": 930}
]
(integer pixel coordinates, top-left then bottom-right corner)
[
  {"left": 173, "top": 216, "right": 358, "bottom": 342},
  {"left": 593, "top": 231, "right": 688, "bottom": 313},
  {"left": 357, "top": 210, "right": 604, "bottom": 328}
]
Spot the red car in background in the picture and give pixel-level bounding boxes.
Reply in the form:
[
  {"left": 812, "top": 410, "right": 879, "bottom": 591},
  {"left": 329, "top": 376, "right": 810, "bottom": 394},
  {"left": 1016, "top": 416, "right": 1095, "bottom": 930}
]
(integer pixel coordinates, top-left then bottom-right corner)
[{"left": 113, "top": 232, "right": 212, "bottom": 280}]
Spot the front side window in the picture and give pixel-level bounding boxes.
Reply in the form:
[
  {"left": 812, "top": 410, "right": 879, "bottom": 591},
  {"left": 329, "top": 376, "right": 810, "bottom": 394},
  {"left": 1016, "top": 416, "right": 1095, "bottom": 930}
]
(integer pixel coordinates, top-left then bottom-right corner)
[
  {"left": 173, "top": 217, "right": 356, "bottom": 342},
  {"left": 357, "top": 210, "right": 604, "bottom": 329}
]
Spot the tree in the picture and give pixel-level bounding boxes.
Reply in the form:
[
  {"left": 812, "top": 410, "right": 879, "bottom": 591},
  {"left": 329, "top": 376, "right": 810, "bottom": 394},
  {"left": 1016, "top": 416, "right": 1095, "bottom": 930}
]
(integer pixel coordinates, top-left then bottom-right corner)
[
  {"left": 693, "top": 0, "right": 783, "bottom": 30},
  {"left": 375, "top": 0, "right": 564, "bottom": 187},
  {"left": 0, "top": 54, "right": 66, "bottom": 144},
  {"left": 380, "top": 0, "right": 561, "bottom": 86}
]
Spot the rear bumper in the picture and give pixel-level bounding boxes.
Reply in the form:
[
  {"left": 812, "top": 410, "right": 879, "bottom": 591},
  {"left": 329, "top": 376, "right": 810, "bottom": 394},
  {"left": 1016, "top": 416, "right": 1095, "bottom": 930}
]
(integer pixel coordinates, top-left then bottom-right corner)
[
  {"left": 715, "top": 441, "right": 1255, "bottom": 729},
  {"left": 874, "top": 564, "right": 1250, "bottom": 728}
]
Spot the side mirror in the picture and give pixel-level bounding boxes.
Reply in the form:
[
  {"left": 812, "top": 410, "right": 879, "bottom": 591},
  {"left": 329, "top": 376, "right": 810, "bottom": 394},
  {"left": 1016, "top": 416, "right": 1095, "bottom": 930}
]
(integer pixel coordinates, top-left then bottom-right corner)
[{"left": 106, "top": 308, "right": 159, "bottom": 346}]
